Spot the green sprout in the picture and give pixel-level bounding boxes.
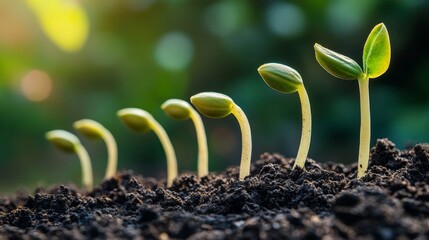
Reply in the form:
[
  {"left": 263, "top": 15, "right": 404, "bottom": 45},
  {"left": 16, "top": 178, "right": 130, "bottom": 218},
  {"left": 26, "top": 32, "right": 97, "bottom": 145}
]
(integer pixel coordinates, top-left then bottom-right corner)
[
  {"left": 73, "top": 119, "right": 118, "bottom": 180},
  {"left": 117, "top": 108, "right": 178, "bottom": 187},
  {"left": 190, "top": 92, "right": 252, "bottom": 180},
  {"left": 314, "top": 23, "right": 391, "bottom": 178},
  {"left": 45, "top": 130, "right": 93, "bottom": 191},
  {"left": 161, "top": 99, "right": 209, "bottom": 178},
  {"left": 258, "top": 63, "right": 312, "bottom": 170}
]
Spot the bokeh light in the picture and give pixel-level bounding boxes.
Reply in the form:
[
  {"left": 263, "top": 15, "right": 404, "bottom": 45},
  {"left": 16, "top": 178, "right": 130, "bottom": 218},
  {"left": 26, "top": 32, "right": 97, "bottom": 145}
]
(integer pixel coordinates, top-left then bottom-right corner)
[
  {"left": 204, "top": 1, "right": 248, "bottom": 37},
  {"left": 266, "top": 2, "right": 306, "bottom": 38},
  {"left": 326, "top": 0, "right": 375, "bottom": 35},
  {"left": 20, "top": 70, "right": 53, "bottom": 102},
  {"left": 154, "top": 32, "right": 194, "bottom": 71}
]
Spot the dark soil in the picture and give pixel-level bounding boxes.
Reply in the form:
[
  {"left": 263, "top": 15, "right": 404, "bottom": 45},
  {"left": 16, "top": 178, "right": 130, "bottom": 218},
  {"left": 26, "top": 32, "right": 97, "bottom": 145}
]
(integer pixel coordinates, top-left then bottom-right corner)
[{"left": 1, "top": 138, "right": 429, "bottom": 239}]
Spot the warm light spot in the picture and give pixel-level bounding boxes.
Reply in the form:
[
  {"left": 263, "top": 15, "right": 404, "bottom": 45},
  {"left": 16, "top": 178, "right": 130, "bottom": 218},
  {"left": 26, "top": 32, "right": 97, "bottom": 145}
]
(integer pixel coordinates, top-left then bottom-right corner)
[
  {"left": 0, "top": 3, "right": 32, "bottom": 47},
  {"left": 20, "top": 70, "right": 53, "bottom": 101}
]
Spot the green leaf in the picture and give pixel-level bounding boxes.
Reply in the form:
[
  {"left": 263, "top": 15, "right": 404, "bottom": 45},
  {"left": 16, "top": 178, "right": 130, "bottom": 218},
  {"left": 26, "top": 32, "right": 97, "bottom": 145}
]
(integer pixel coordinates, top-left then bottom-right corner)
[
  {"left": 46, "top": 130, "right": 80, "bottom": 153},
  {"left": 314, "top": 43, "right": 364, "bottom": 80},
  {"left": 161, "top": 99, "right": 191, "bottom": 121},
  {"left": 363, "top": 23, "right": 391, "bottom": 78},
  {"left": 258, "top": 63, "right": 303, "bottom": 94},
  {"left": 190, "top": 92, "right": 233, "bottom": 118},
  {"left": 117, "top": 108, "right": 153, "bottom": 133},
  {"left": 74, "top": 119, "right": 104, "bottom": 140}
]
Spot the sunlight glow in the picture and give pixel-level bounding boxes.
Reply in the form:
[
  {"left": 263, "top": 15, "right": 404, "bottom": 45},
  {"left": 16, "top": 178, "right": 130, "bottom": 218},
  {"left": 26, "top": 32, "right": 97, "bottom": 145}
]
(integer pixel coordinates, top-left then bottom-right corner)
[{"left": 26, "top": 0, "right": 89, "bottom": 52}]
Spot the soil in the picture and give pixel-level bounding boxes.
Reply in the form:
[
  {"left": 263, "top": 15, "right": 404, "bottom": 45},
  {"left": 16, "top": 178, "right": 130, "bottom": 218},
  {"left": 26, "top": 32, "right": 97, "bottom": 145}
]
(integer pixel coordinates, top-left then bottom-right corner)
[{"left": 1, "top": 138, "right": 429, "bottom": 239}]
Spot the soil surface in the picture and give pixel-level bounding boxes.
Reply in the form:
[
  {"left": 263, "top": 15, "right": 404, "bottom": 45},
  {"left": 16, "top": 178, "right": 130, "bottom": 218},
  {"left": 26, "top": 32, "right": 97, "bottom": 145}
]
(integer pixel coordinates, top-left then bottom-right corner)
[{"left": 1, "top": 138, "right": 429, "bottom": 239}]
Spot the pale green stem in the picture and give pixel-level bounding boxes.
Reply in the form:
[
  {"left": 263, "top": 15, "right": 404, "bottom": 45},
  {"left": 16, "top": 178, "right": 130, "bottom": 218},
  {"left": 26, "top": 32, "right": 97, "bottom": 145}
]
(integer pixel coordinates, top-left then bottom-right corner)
[
  {"left": 150, "top": 120, "right": 178, "bottom": 187},
  {"left": 75, "top": 144, "right": 93, "bottom": 191},
  {"left": 357, "top": 76, "right": 371, "bottom": 178},
  {"left": 293, "top": 86, "right": 312, "bottom": 169},
  {"left": 231, "top": 104, "right": 252, "bottom": 180},
  {"left": 102, "top": 130, "right": 117, "bottom": 180},
  {"left": 189, "top": 108, "right": 209, "bottom": 177}
]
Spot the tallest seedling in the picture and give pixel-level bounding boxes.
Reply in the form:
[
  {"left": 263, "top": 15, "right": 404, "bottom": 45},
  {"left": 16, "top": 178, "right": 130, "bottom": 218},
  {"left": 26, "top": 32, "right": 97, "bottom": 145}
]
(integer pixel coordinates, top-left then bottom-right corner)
[{"left": 314, "top": 23, "right": 391, "bottom": 178}]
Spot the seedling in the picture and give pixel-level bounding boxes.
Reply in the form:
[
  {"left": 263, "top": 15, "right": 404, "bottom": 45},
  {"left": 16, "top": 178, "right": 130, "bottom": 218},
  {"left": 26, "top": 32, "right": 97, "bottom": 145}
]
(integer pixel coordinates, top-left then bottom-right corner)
[
  {"left": 161, "top": 99, "right": 209, "bottom": 177},
  {"left": 73, "top": 119, "right": 118, "bottom": 180},
  {"left": 258, "top": 63, "right": 312, "bottom": 170},
  {"left": 314, "top": 23, "right": 390, "bottom": 178},
  {"left": 190, "top": 92, "right": 252, "bottom": 180},
  {"left": 117, "top": 108, "right": 178, "bottom": 187},
  {"left": 45, "top": 130, "right": 93, "bottom": 191}
]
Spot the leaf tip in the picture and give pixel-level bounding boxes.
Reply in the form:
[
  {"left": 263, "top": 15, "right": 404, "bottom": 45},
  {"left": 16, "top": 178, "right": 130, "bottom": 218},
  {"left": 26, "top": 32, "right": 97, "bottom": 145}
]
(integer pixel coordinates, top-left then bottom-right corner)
[{"left": 363, "top": 22, "right": 391, "bottom": 78}]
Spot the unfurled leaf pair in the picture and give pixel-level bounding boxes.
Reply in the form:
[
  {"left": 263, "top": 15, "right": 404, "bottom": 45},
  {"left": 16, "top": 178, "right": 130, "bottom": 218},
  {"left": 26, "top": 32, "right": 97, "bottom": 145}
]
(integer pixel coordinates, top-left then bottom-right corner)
[
  {"left": 315, "top": 23, "right": 391, "bottom": 178},
  {"left": 314, "top": 23, "right": 390, "bottom": 80}
]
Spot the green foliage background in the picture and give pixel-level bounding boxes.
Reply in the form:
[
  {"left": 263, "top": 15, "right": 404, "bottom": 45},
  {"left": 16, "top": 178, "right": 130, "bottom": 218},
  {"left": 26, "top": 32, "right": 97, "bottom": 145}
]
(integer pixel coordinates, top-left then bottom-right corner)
[{"left": 1, "top": 0, "right": 428, "bottom": 192}]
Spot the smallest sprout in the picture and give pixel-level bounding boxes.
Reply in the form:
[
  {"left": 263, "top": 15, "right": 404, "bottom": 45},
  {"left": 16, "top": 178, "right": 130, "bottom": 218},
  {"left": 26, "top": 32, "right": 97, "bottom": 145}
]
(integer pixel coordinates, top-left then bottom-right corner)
[
  {"left": 162, "top": 99, "right": 209, "bottom": 177},
  {"left": 73, "top": 119, "right": 118, "bottom": 180},
  {"left": 258, "top": 63, "right": 312, "bottom": 170},
  {"left": 190, "top": 92, "right": 252, "bottom": 180},
  {"left": 45, "top": 130, "right": 93, "bottom": 191},
  {"left": 117, "top": 108, "right": 178, "bottom": 187}
]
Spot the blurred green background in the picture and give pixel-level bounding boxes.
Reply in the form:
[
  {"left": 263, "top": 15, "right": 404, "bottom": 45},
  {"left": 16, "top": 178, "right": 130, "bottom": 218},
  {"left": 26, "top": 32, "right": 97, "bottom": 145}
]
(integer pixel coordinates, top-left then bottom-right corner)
[{"left": 1, "top": 0, "right": 428, "bottom": 193}]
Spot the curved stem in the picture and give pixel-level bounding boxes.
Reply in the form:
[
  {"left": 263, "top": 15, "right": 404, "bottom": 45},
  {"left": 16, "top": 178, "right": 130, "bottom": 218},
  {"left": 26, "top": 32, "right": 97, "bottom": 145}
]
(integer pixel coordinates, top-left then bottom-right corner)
[
  {"left": 231, "top": 104, "right": 252, "bottom": 180},
  {"left": 75, "top": 144, "right": 93, "bottom": 191},
  {"left": 357, "top": 77, "right": 371, "bottom": 178},
  {"left": 102, "top": 130, "right": 118, "bottom": 180},
  {"left": 293, "top": 86, "right": 312, "bottom": 169},
  {"left": 189, "top": 108, "right": 209, "bottom": 177},
  {"left": 150, "top": 119, "right": 178, "bottom": 187}
]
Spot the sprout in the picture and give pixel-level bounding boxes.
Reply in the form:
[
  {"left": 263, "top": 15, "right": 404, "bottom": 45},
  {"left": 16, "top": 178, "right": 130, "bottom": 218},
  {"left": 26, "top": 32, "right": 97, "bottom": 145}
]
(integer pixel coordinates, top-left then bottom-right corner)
[
  {"left": 73, "top": 119, "right": 118, "bottom": 180},
  {"left": 161, "top": 99, "right": 209, "bottom": 177},
  {"left": 258, "top": 63, "right": 312, "bottom": 170},
  {"left": 45, "top": 130, "right": 93, "bottom": 191},
  {"left": 117, "top": 108, "right": 178, "bottom": 187},
  {"left": 314, "top": 23, "right": 390, "bottom": 178},
  {"left": 190, "top": 92, "right": 252, "bottom": 180}
]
